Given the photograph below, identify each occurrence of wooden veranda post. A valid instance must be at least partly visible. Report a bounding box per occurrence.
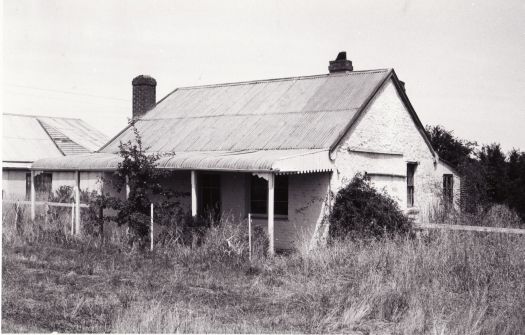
[191,170,197,217]
[248,213,252,262]
[74,171,81,235]
[30,170,36,220]
[268,173,275,256]
[150,203,154,252]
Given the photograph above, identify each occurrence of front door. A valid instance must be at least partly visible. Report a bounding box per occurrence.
[199,173,221,219]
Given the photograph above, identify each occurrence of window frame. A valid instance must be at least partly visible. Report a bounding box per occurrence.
[406,163,417,208]
[249,174,288,218]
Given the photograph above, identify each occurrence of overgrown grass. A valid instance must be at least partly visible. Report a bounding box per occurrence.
[2,208,525,334]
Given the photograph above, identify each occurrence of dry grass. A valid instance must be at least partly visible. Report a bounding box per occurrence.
[2,207,525,334]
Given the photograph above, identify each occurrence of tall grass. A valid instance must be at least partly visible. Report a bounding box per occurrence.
[3,207,525,334]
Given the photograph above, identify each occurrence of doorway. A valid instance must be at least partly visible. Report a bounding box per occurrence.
[199,173,221,219]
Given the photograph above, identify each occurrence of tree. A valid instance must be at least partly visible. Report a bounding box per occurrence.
[329,174,410,240]
[426,124,525,222]
[478,143,508,204]
[425,125,476,168]
[109,123,176,245]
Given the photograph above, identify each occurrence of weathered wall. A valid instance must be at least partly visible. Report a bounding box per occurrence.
[52,172,76,191]
[220,172,247,220]
[152,171,192,210]
[250,172,330,250]
[2,169,27,199]
[333,79,461,221]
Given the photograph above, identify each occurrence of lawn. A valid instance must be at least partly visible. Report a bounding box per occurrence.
[2,214,525,334]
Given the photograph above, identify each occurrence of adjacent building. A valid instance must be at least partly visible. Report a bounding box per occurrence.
[2,114,108,200]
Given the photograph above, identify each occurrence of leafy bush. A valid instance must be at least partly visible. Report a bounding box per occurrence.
[329,174,410,240]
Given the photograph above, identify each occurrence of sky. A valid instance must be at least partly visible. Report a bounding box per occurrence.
[2,0,525,151]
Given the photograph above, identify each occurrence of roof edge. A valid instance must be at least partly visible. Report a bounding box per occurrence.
[328,69,438,159]
[3,113,83,121]
[389,70,437,158]
[438,157,462,176]
[329,69,394,153]
[36,119,66,156]
[174,68,390,91]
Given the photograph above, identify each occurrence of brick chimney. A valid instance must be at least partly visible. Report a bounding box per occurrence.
[328,51,353,73]
[132,75,157,119]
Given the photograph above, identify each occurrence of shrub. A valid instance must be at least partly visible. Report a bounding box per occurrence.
[329,174,410,240]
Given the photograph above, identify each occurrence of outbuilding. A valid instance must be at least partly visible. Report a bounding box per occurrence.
[2,113,108,200]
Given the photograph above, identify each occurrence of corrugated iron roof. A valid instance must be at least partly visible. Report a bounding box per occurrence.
[31,149,333,173]
[100,70,391,153]
[2,114,108,165]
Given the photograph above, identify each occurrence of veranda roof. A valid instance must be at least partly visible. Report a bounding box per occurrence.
[31,149,333,173]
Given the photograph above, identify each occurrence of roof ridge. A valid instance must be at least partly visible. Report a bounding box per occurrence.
[3,113,83,121]
[142,108,360,121]
[175,68,391,90]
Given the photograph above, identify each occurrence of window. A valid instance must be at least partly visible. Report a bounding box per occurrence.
[443,174,454,206]
[406,163,417,207]
[26,172,53,200]
[250,175,288,216]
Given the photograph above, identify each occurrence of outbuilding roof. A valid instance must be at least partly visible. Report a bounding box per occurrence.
[2,114,108,168]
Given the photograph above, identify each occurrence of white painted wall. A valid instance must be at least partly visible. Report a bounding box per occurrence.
[52,172,76,192]
[248,172,330,250]
[2,169,28,200]
[332,79,461,221]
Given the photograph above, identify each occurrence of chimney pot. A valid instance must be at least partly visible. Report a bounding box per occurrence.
[132,75,157,119]
[399,80,406,92]
[329,51,353,73]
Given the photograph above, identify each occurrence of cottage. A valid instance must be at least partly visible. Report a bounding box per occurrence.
[2,114,108,200]
[31,52,460,253]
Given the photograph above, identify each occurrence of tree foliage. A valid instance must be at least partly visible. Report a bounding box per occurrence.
[426,124,525,222]
[329,174,410,240]
[106,124,180,242]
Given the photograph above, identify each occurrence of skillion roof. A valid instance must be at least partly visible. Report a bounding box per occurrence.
[32,68,433,173]
[3,114,108,169]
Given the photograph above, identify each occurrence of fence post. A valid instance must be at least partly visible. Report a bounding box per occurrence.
[15,201,19,231]
[150,203,154,252]
[74,171,81,236]
[30,171,36,220]
[248,213,252,262]
[44,202,48,225]
[71,201,75,235]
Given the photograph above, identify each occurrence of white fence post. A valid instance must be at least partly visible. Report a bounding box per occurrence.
[71,201,75,235]
[75,171,81,236]
[248,213,252,262]
[191,171,197,217]
[30,171,36,220]
[268,174,275,256]
[150,203,154,252]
